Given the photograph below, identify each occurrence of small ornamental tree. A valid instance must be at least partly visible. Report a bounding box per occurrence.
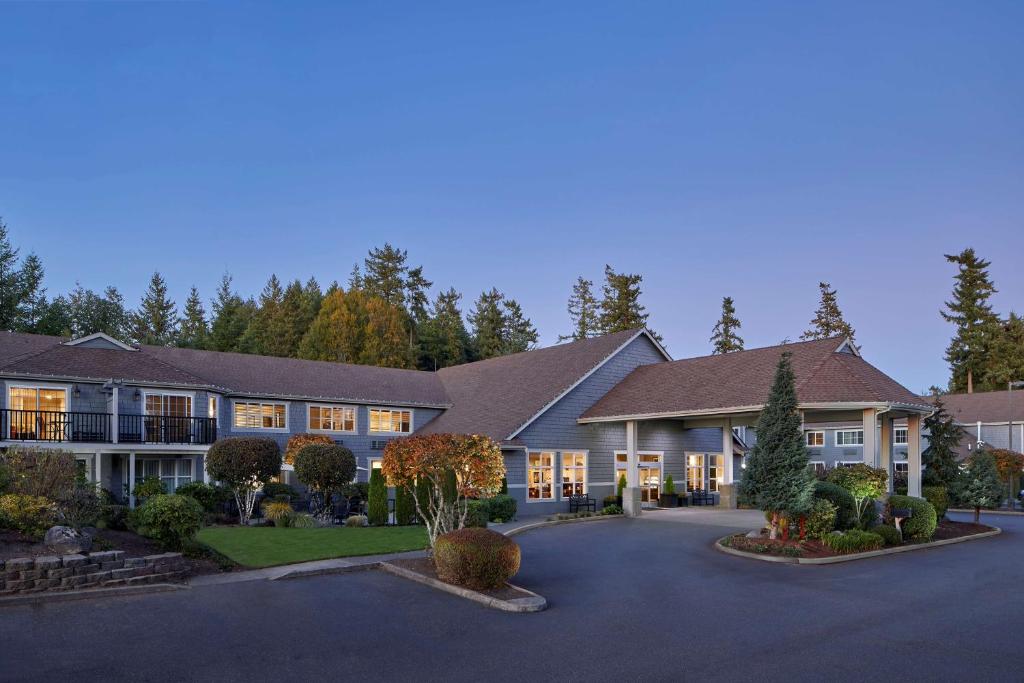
[293,443,356,521]
[205,437,282,525]
[826,464,888,529]
[381,433,504,548]
[957,450,1003,522]
[368,468,388,526]
[740,352,815,539]
[284,433,334,466]
[922,397,962,487]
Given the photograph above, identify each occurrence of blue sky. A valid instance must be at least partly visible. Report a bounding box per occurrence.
[1,1,1021,392]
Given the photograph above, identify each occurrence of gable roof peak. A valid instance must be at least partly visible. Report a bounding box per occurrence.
[63,332,137,351]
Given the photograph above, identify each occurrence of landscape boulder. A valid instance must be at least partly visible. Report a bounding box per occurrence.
[44,525,92,554]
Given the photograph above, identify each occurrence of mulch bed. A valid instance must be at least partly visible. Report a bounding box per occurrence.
[388,557,534,601]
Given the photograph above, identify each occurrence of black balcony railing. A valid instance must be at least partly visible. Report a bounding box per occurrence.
[2,409,112,443]
[118,414,218,445]
[1,409,217,445]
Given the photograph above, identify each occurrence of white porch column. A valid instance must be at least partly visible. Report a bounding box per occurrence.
[128,451,137,509]
[722,417,734,484]
[907,414,922,497]
[879,415,893,493]
[111,386,119,444]
[623,420,642,517]
[862,408,878,467]
[94,450,102,489]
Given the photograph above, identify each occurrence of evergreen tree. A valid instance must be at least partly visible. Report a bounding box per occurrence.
[983,312,1024,391]
[0,218,22,330]
[131,272,178,345]
[361,297,413,368]
[15,253,47,333]
[178,286,209,349]
[598,265,658,339]
[740,352,815,538]
[559,276,598,342]
[208,274,256,352]
[239,274,290,356]
[419,288,472,370]
[469,288,506,360]
[405,266,432,324]
[35,295,73,336]
[710,296,744,354]
[275,278,320,358]
[67,285,131,339]
[362,243,408,307]
[922,396,963,487]
[347,264,363,291]
[502,298,538,354]
[942,248,1000,393]
[956,450,1003,522]
[801,281,856,342]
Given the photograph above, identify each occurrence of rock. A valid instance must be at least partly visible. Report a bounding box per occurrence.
[44,526,92,554]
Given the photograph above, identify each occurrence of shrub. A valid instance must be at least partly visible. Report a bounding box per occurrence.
[132,476,167,500]
[955,450,1003,522]
[368,469,388,526]
[133,494,204,550]
[99,503,129,530]
[826,464,888,527]
[500,477,508,495]
[261,482,298,501]
[822,529,884,554]
[264,500,295,527]
[0,493,58,539]
[0,459,10,494]
[813,481,857,530]
[603,495,618,507]
[617,474,627,497]
[664,475,675,495]
[176,482,231,512]
[394,482,417,525]
[464,499,489,528]
[485,494,516,523]
[805,498,837,540]
[1,446,77,501]
[294,443,357,521]
[345,514,368,527]
[885,495,937,541]
[921,485,949,520]
[346,481,371,500]
[284,433,334,465]
[60,483,103,529]
[433,528,521,590]
[290,513,316,528]
[600,504,623,515]
[871,524,902,546]
[206,437,283,525]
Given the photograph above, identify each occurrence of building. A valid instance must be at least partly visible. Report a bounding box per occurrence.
[0,328,932,515]
[928,390,1024,459]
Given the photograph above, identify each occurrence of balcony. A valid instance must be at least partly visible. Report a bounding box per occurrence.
[1,409,217,445]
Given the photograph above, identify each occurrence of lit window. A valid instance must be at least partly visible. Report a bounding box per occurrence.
[708,454,723,492]
[528,451,554,500]
[233,401,287,429]
[7,386,68,440]
[369,408,412,434]
[806,431,825,447]
[687,454,705,492]
[309,405,357,432]
[893,427,908,445]
[561,451,587,497]
[835,430,864,446]
[146,393,191,417]
[208,396,218,419]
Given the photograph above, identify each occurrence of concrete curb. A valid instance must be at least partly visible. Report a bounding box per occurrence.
[715,525,1002,565]
[503,514,624,538]
[379,562,547,612]
[271,562,380,581]
[949,508,1024,516]
[0,582,187,607]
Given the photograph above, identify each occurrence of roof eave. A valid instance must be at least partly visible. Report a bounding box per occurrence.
[579,399,934,424]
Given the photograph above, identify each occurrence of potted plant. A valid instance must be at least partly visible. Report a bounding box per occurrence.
[659,475,679,508]
[616,474,626,507]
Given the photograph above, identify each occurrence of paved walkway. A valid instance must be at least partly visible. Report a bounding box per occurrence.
[190,549,428,586]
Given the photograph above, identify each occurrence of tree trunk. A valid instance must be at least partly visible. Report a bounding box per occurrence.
[974,506,981,523]
[768,511,779,540]
[967,368,973,394]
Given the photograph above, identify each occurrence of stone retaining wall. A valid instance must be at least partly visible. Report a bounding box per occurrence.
[0,551,188,596]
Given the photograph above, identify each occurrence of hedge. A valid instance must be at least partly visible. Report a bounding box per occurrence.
[484,494,517,523]
[368,469,388,526]
[870,524,902,546]
[0,494,58,539]
[132,494,204,550]
[822,529,884,554]
[921,486,949,520]
[433,528,521,590]
[813,481,857,529]
[885,495,937,541]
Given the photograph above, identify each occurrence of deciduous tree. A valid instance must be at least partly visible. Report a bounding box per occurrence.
[204,437,283,525]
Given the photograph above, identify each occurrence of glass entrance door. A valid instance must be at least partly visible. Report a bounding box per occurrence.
[638,465,661,502]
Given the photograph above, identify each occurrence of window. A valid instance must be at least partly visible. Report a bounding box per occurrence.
[805,431,825,447]
[893,427,908,445]
[208,396,218,419]
[708,454,724,492]
[309,405,356,433]
[835,429,864,446]
[838,461,861,468]
[561,451,587,497]
[732,425,747,442]
[893,461,909,475]
[687,454,705,492]
[808,461,827,477]
[233,401,287,429]
[7,386,68,440]
[369,408,412,434]
[9,386,67,412]
[145,393,192,417]
[135,458,192,493]
[528,451,554,500]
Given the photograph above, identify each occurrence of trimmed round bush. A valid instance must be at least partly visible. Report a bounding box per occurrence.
[871,524,902,546]
[921,486,949,520]
[813,481,857,530]
[806,498,838,540]
[133,494,204,550]
[885,495,937,541]
[485,494,517,523]
[293,444,357,498]
[206,437,283,486]
[0,493,58,539]
[822,529,884,554]
[434,528,521,590]
[261,482,298,501]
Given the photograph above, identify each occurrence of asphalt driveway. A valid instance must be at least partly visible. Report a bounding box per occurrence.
[1,510,1019,682]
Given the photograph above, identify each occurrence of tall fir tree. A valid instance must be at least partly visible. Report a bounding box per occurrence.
[131,272,178,345]
[942,248,1000,394]
[502,299,538,354]
[208,274,256,352]
[362,243,408,307]
[347,264,363,291]
[469,288,507,360]
[598,265,658,339]
[36,295,72,336]
[361,297,414,368]
[984,313,1024,390]
[178,286,209,349]
[710,296,744,354]
[418,288,472,370]
[559,276,598,342]
[239,274,290,356]
[298,288,366,363]
[0,218,22,330]
[274,278,321,357]
[801,281,856,342]
[922,395,962,487]
[740,352,815,538]
[67,285,131,339]
[15,253,47,333]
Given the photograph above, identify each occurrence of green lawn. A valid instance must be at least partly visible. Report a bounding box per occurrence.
[196,526,429,568]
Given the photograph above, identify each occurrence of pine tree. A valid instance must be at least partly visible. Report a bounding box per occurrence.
[922,396,963,487]
[67,285,131,339]
[361,297,413,368]
[419,288,472,370]
[942,248,1000,393]
[801,281,856,342]
[956,450,1003,522]
[469,288,506,360]
[15,253,47,333]
[347,264,363,291]
[405,266,432,324]
[209,274,256,352]
[710,296,744,354]
[35,295,73,336]
[740,352,815,538]
[178,286,209,349]
[502,299,538,354]
[131,272,178,345]
[239,274,290,356]
[559,276,598,342]
[298,288,367,363]
[982,312,1024,392]
[0,218,22,330]
[276,278,320,358]
[598,265,658,339]
[362,243,408,307]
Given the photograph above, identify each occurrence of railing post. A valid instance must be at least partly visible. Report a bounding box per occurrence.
[111,387,119,444]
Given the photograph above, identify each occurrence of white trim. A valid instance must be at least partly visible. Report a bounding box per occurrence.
[232,400,289,432]
[559,449,589,497]
[893,426,909,445]
[526,449,556,502]
[805,430,825,447]
[306,402,358,434]
[834,338,861,357]
[141,389,197,417]
[63,332,136,351]
[835,429,864,447]
[508,330,671,439]
[367,406,414,435]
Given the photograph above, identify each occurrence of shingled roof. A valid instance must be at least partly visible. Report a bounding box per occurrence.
[417,329,664,442]
[581,336,929,421]
[928,391,1024,425]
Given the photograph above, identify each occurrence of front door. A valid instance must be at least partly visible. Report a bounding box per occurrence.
[639,465,661,503]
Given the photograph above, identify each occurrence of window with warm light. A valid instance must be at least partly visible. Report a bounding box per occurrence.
[369,408,412,434]
[208,396,218,419]
[145,393,192,417]
[561,451,586,497]
[835,429,864,446]
[708,454,724,492]
[805,431,825,447]
[309,405,357,432]
[233,401,287,429]
[528,451,554,500]
[687,454,705,491]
